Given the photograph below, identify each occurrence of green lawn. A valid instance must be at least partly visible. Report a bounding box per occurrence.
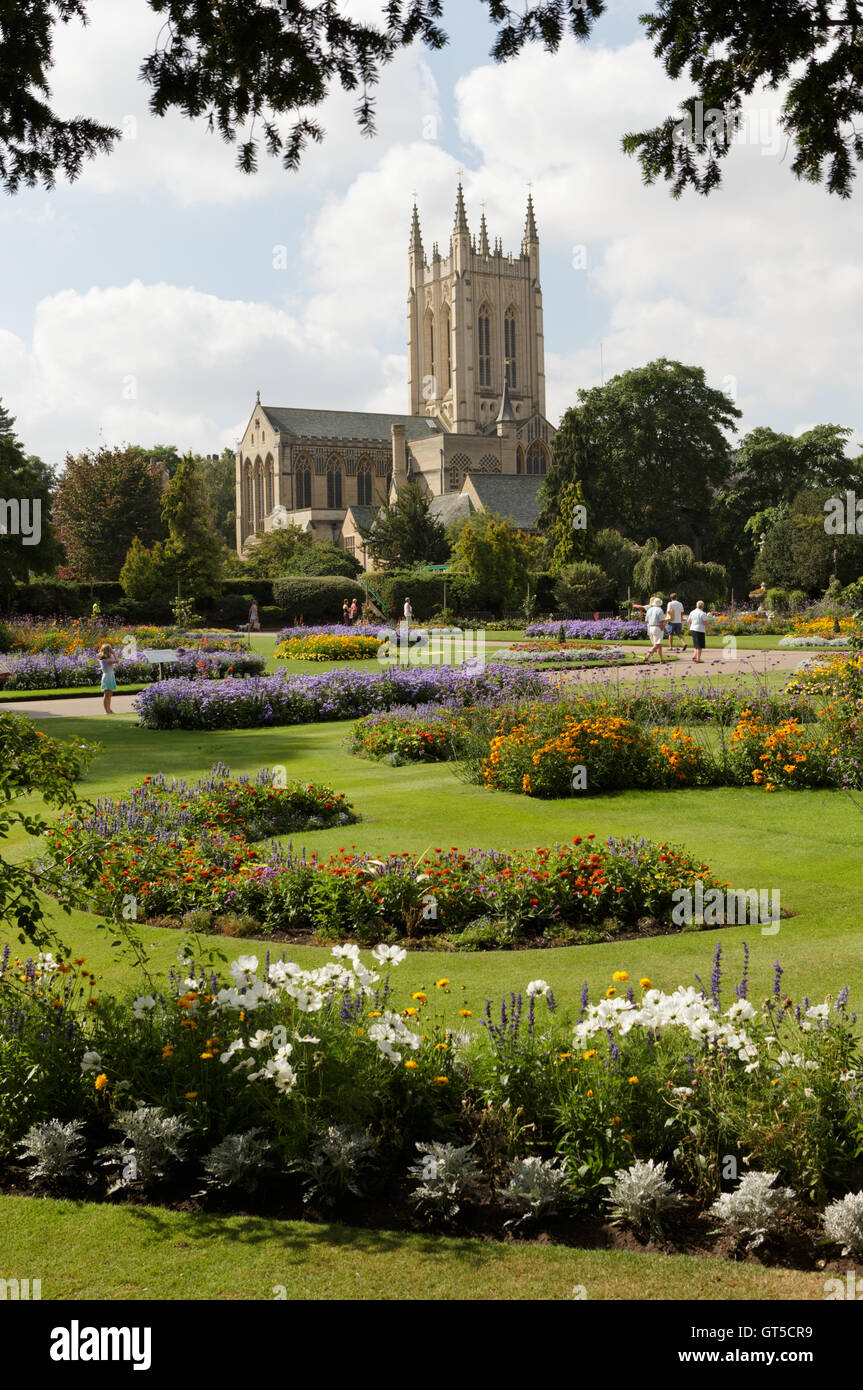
[0,1194,826,1300]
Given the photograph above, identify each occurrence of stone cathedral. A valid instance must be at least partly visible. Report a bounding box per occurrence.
[235,185,556,568]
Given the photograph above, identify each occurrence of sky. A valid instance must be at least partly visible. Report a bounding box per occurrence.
[1,0,862,470]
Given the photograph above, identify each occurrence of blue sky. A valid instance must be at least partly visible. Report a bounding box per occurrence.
[1,0,861,468]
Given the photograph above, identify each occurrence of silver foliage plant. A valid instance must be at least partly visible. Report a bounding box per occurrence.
[500,1156,569,1224]
[408,1141,482,1220]
[709,1171,795,1248]
[822,1191,863,1256]
[99,1106,192,1191]
[17,1119,86,1183]
[297,1124,378,1205]
[605,1158,677,1235]
[202,1130,271,1192]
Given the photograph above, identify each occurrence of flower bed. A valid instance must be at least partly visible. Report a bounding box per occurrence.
[1,648,265,691]
[276,624,388,642]
[348,704,469,763]
[274,634,382,662]
[501,642,632,668]
[2,944,861,1257]
[525,619,646,641]
[42,831,725,948]
[132,664,548,731]
[0,616,247,657]
[49,764,356,859]
[460,698,852,796]
[785,652,862,700]
[778,636,850,648]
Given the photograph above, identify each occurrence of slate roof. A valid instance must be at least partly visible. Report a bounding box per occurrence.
[428,493,474,528]
[343,504,375,530]
[463,474,542,529]
[261,407,444,443]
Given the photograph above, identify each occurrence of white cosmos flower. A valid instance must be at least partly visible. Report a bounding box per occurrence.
[526,979,551,997]
[371,944,407,965]
[331,944,360,960]
[220,1038,245,1064]
[80,1051,102,1073]
[230,955,259,979]
[287,985,324,1013]
[249,1029,274,1049]
[36,952,58,974]
[132,994,156,1019]
[805,1003,830,1020]
[726,999,757,1023]
[268,960,302,985]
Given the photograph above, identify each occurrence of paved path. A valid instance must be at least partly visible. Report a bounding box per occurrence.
[1,647,818,718]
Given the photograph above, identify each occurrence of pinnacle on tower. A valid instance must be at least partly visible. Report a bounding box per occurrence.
[479,208,490,256]
[523,191,538,248]
[410,202,424,255]
[453,181,469,235]
[496,379,516,424]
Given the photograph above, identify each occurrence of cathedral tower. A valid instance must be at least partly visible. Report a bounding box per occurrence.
[407,185,547,435]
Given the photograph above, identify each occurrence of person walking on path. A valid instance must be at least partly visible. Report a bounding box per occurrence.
[403,597,413,631]
[665,593,685,651]
[248,600,261,632]
[342,600,350,626]
[349,598,358,624]
[687,600,709,663]
[641,596,667,664]
[97,642,118,714]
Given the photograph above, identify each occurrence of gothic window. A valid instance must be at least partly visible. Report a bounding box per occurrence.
[265,456,274,513]
[357,457,373,506]
[504,307,517,389]
[443,303,452,390]
[477,454,501,473]
[525,440,548,476]
[516,446,524,475]
[448,452,470,492]
[244,462,253,522]
[425,309,435,390]
[295,455,312,509]
[326,454,343,509]
[254,460,264,521]
[478,304,491,387]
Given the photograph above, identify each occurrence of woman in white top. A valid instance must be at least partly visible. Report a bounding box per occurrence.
[687,600,709,663]
[641,597,667,664]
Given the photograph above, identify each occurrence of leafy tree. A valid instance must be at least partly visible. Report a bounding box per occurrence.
[539,359,740,554]
[592,529,641,602]
[52,446,167,580]
[6,3,863,195]
[197,449,237,547]
[711,424,860,591]
[286,540,361,578]
[0,711,98,950]
[360,481,448,570]
[243,524,309,578]
[0,401,62,595]
[160,454,224,598]
[450,512,538,610]
[756,487,863,594]
[553,561,612,616]
[118,534,174,603]
[133,443,183,479]
[547,478,590,573]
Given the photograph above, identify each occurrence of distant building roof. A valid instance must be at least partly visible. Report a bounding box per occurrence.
[429,493,475,528]
[343,504,376,530]
[261,406,444,443]
[462,474,542,529]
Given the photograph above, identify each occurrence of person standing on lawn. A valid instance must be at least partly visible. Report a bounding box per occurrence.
[349,598,358,624]
[403,597,413,630]
[666,592,685,650]
[687,600,709,663]
[97,642,117,714]
[642,596,667,664]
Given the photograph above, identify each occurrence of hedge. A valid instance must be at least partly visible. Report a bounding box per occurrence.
[272,576,367,621]
[8,580,125,618]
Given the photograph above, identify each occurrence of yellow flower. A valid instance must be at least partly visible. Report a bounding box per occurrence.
[435,978,450,989]
[605,987,617,998]
[586,1089,594,1098]
[404,1060,418,1070]
[612,971,629,982]
[368,1010,382,1018]
[459,1009,473,1018]
[628,1075,639,1085]
[639,978,652,989]
[94,1073,108,1091]
[162,1045,174,1059]
[185,1091,198,1100]
[411,991,427,1003]
[403,1007,418,1017]
[432,1076,449,1085]
[610,1116,621,1125]
[200,1051,214,1060]
[583,1049,597,1060]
